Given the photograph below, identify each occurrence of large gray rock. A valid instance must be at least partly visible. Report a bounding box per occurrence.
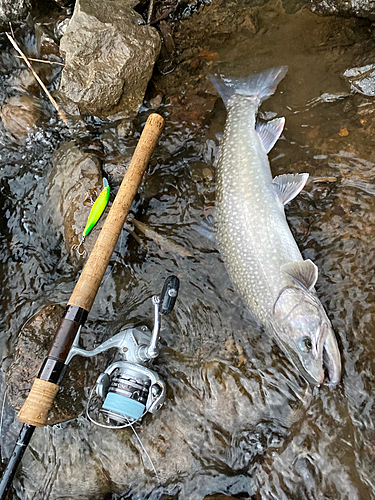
[310,0,375,19]
[58,0,161,119]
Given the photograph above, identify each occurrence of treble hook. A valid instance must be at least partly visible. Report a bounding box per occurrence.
[71,235,87,258]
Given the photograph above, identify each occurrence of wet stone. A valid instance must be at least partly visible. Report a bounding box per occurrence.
[103,152,133,187]
[6,69,38,93]
[49,141,107,264]
[0,94,41,138]
[35,22,60,58]
[58,0,161,119]
[343,64,375,96]
[0,0,29,23]
[310,0,375,19]
[5,305,88,425]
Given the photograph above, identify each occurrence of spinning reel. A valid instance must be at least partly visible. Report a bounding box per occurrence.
[66,276,180,428]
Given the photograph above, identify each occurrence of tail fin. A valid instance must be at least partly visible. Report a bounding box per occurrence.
[210,66,288,108]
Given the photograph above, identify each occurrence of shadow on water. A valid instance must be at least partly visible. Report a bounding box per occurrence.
[1,0,375,498]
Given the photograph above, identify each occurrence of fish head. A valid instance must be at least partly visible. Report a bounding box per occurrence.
[271,286,341,386]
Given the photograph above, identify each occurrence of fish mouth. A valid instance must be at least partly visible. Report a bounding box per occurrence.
[274,335,325,386]
[287,340,341,386]
[322,331,342,385]
[269,321,341,386]
[300,358,325,386]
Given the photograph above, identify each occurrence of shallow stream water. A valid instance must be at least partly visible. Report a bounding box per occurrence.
[1,1,375,499]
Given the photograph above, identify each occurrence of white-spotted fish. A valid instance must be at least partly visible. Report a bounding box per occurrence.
[210,66,341,385]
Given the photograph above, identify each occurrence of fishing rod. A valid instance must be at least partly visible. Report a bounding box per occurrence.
[0,112,166,499]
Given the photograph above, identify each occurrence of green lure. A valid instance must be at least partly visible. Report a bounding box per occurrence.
[72,178,110,257]
[83,178,110,237]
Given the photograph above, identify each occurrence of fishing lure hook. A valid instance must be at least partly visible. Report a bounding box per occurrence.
[71,235,87,258]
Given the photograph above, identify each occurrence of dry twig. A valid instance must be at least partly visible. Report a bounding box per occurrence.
[15,55,65,66]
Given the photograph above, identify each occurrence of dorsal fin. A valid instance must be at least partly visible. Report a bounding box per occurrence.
[272,173,309,205]
[256,117,285,153]
[281,259,318,290]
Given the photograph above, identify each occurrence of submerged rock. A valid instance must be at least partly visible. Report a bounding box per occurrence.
[5,305,91,425]
[1,94,41,138]
[310,0,375,19]
[13,356,297,499]
[58,0,161,119]
[49,141,107,262]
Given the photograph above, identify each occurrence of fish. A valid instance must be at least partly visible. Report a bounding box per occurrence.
[210,66,341,386]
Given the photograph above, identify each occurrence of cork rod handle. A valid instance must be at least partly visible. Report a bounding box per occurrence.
[69,112,164,312]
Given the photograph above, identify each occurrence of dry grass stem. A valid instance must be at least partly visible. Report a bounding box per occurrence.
[15,55,65,66]
[9,22,15,39]
[6,32,72,134]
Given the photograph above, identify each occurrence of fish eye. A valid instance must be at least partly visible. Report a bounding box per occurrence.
[298,336,313,353]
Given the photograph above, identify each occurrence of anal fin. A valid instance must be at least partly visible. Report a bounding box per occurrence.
[273,173,309,205]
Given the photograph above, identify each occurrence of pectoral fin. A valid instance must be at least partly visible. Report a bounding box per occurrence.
[281,259,318,290]
[256,117,285,153]
[273,173,309,205]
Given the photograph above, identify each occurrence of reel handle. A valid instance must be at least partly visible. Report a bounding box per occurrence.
[160,276,180,316]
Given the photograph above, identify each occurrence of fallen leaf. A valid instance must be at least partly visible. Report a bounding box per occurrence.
[198,49,219,60]
[339,127,349,137]
[308,126,320,139]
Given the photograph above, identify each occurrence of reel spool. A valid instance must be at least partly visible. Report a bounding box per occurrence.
[101,365,151,422]
[66,276,179,427]
[94,359,165,426]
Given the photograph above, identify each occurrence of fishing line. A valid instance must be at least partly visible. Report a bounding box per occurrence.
[85,385,159,481]
[130,422,159,482]
[0,390,6,443]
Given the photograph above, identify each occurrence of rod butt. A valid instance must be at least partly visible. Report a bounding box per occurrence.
[0,424,35,500]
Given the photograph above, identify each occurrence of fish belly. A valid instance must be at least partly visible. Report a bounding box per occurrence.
[216,101,302,325]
